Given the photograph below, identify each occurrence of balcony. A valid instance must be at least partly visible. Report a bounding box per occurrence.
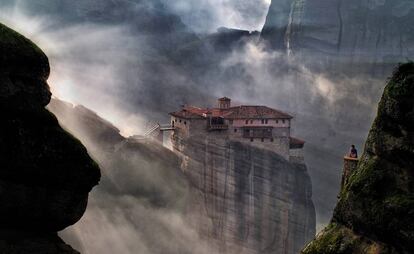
[209,124,229,130]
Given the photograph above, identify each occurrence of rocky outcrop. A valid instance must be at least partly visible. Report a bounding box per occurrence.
[0,23,100,253]
[302,62,414,254]
[261,0,414,64]
[172,133,316,254]
[261,0,298,51]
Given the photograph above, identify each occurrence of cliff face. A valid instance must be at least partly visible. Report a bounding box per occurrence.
[0,23,100,252]
[48,99,198,254]
[261,0,414,64]
[302,62,414,254]
[172,132,316,254]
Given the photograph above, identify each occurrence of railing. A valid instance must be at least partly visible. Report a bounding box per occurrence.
[209,124,229,130]
[344,156,359,161]
[144,124,160,137]
[159,124,175,131]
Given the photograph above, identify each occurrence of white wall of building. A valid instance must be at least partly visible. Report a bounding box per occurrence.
[231,119,290,128]
[171,116,296,160]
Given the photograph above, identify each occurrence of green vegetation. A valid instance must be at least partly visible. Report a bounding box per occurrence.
[302,63,414,254]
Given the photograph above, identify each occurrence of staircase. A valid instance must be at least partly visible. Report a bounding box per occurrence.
[143,123,175,143]
[144,123,161,137]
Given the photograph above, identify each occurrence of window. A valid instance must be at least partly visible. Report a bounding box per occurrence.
[265,119,268,124]
[250,138,254,142]
[271,138,274,142]
[245,120,249,124]
[179,119,182,123]
[282,120,285,124]
[250,120,253,124]
[261,138,264,142]
[276,120,279,124]
[261,119,265,124]
[234,129,237,133]
[184,121,187,125]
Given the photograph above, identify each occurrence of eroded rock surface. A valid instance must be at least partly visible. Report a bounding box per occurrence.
[172,133,316,254]
[262,0,414,64]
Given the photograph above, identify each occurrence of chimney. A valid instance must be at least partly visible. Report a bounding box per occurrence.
[218,97,231,109]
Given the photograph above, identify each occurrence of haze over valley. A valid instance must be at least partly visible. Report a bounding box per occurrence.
[1,1,413,253]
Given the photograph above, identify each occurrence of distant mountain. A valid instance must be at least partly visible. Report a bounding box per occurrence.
[261,0,414,70]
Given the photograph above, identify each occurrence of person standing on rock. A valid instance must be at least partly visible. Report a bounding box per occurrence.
[349,145,358,158]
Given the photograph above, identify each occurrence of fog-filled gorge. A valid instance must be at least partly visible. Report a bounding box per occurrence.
[1,0,413,253]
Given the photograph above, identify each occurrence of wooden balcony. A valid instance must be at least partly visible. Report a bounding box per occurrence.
[209,124,229,130]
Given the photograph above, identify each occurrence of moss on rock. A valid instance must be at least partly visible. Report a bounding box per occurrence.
[302,63,414,254]
[302,223,399,254]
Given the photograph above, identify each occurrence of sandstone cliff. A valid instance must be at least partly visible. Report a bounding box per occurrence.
[172,132,316,254]
[302,62,414,254]
[0,23,100,253]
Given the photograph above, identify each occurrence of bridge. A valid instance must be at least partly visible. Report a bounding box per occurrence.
[143,123,175,142]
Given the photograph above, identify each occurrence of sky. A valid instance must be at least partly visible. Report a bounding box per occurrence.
[0,0,273,135]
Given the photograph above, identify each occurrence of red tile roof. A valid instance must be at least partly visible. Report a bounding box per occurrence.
[222,106,293,119]
[290,137,305,149]
[170,106,207,119]
[170,105,293,120]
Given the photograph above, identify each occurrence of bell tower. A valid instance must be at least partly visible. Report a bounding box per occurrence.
[218,97,231,109]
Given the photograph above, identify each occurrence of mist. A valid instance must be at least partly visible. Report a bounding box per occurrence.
[164,0,271,33]
[47,99,214,254]
[0,0,394,249]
